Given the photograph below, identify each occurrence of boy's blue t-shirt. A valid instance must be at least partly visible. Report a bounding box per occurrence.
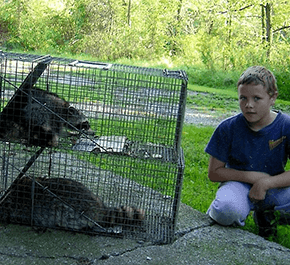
[205,112,290,176]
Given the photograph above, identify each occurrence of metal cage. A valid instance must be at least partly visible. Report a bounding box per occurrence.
[0,52,187,244]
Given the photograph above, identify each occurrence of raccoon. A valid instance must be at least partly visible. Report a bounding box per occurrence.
[0,87,94,147]
[0,176,145,232]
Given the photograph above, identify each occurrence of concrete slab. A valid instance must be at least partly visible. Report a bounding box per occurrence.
[0,203,289,265]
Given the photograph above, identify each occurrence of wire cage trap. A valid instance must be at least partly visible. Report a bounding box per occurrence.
[0,51,187,244]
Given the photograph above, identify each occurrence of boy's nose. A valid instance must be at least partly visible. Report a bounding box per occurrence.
[246,101,253,108]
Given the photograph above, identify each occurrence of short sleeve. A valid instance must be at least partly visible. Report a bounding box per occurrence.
[204,122,232,163]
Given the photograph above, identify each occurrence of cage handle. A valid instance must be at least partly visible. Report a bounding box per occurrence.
[69,60,112,70]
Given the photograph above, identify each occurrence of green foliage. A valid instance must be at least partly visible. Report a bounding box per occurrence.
[180,66,240,89]
[0,0,77,53]
[273,68,290,101]
[182,65,290,101]
[1,0,290,79]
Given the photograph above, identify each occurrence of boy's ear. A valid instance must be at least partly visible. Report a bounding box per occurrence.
[271,92,278,105]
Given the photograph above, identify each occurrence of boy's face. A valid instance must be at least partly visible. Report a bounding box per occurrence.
[238,83,277,131]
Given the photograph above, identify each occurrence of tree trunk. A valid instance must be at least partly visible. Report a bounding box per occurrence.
[265,3,271,44]
[261,3,272,57]
[265,3,272,57]
[127,0,131,27]
[261,4,265,43]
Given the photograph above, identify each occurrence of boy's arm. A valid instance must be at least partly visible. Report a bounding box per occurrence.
[208,156,269,184]
[249,171,290,201]
[253,171,290,190]
[209,156,290,201]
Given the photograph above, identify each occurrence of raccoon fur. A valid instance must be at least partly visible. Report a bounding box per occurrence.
[0,176,145,232]
[0,87,94,147]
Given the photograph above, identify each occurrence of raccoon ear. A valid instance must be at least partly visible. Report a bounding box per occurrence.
[68,106,77,115]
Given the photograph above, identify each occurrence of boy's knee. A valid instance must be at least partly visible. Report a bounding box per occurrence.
[207,181,252,226]
[207,198,246,226]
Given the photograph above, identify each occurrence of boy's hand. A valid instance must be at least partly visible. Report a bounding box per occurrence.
[248,177,271,202]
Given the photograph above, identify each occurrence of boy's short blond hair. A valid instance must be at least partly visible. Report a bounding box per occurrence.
[237,66,278,96]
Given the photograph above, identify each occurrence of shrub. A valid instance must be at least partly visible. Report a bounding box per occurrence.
[273,70,290,101]
[182,65,290,101]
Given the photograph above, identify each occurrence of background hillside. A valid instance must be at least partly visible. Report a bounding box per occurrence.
[0,0,290,98]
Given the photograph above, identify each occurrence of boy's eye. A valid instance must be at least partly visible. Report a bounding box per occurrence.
[254,97,261,101]
[239,96,246,100]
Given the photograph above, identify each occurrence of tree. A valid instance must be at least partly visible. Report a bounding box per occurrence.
[1,0,290,71]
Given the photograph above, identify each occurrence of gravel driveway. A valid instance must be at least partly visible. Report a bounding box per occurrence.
[184,107,238,126]
[184,90,239,126]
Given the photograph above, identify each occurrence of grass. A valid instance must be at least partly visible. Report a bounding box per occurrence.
[182,84,290,249]
[181,125,219,212]
[187,84,290,114]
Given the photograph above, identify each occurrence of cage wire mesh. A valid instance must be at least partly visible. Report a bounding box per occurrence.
[0,51,187,243]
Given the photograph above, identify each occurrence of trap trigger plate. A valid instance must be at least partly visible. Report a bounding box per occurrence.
[72,136,127,153]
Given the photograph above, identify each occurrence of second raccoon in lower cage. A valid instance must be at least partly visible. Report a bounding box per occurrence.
[0,176,145,232]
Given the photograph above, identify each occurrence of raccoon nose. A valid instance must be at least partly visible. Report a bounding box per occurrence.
[80,121,90,130]
[85,128,95,135]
